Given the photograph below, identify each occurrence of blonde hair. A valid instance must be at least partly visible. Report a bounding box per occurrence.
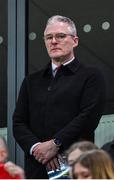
[72,149,114,179]
[66,141,98,157]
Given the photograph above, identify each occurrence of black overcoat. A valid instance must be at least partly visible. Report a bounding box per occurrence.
[13,58,105,178]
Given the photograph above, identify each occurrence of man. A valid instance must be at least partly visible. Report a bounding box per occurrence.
[13,15,105,179]
[0,136,25,179]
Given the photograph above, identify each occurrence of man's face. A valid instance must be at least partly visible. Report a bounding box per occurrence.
[44,22,78,62]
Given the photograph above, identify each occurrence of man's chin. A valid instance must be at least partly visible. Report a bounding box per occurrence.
[53,58,65,63]
[50,55,63,62]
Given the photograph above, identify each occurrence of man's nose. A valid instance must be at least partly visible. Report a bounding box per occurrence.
[51,36,57,43]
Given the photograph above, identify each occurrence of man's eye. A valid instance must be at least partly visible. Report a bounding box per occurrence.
[57,34,66,39]
[47,36,53,40]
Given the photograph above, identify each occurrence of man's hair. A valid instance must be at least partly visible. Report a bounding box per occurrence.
[45,15,77,36]
[66,141,98,157]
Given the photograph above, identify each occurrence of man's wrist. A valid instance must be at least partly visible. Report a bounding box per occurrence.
[30,142,41,155]
[52,138,62,148]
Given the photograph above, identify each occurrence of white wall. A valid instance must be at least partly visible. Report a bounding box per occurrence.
[95,114,114,147]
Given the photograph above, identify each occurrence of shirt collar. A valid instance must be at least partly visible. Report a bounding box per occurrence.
[42,57,80,77]
[51,57,75,71]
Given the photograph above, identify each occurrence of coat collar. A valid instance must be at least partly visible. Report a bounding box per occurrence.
[42,58,81,77]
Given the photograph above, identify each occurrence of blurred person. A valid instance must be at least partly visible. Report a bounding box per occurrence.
[0,136,25,179]
[66,141,98,177]
[0,136,8,163]
[102,139,114,162]
[72,149,114,179]
[13,15,105,178]
[66,141,98,166]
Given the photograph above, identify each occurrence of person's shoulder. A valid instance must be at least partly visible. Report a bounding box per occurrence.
[84,64,102,73]
[20,68,46,87]
[79,63,104,77]
[101,140,114,162]
[102,140,114,151]
[25,65,48,81]
[27,69,44,79]
[79,64,105,87]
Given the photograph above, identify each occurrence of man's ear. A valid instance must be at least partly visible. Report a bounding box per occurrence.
[73,36,79,48]
[0,150,8,163]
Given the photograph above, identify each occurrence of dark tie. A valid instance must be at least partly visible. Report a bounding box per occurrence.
[56,66,61,71]
[53,66,61,77]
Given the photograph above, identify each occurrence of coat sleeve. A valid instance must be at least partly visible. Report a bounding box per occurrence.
[13,78,39,155]
[53,68,106,151]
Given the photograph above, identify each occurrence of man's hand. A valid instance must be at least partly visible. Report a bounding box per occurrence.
[46,154,64,171]
[33,139,59,164]
[46,157,60,171]
[4,161,25,179]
